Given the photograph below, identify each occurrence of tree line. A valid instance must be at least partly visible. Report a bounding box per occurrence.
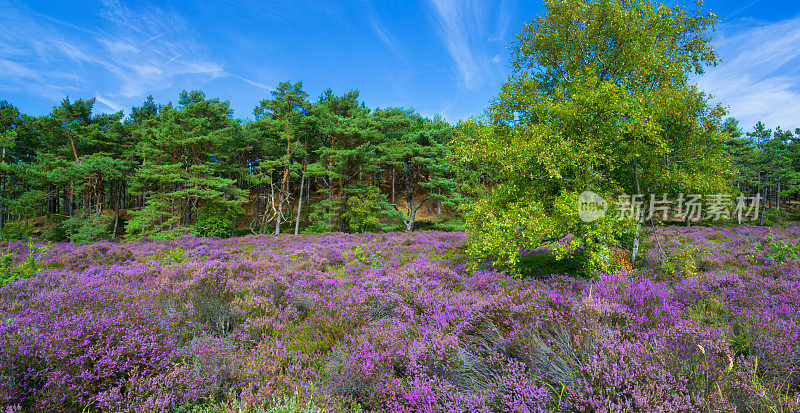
[0,83,467,243]
[725,118,800,222]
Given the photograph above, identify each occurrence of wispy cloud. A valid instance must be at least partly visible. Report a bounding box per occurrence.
[489,0,510,42]
[697,17,800,130]
[0,0,267,114]
[724,0,764,21]
[366,8,402,56]
[218,0,347,26]
[426,0,509,89]
[95,95,123,113]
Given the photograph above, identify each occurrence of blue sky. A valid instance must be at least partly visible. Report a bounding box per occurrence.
[1,0,800,132]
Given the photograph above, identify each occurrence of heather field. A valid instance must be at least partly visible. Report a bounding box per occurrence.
[1,226,799,412]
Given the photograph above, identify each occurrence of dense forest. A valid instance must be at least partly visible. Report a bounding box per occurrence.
[0,87,799,246]
[0,84,470,244]
[725,118,800,215]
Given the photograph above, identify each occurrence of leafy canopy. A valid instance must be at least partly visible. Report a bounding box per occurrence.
[454,0,733,275]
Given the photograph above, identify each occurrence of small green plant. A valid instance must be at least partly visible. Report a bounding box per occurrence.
[270,392,327,413]
[688,295,731,330]
[658,247,700,278]
[728,323,755,357]
[345,245,385,267]
[757,233,800,264]
[163,247,188,265]
[0,241,49,285]
[430,216,466,232]
[179,392,329,413]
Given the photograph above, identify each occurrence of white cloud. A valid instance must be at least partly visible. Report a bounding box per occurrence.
[426,0,509,89]
[698,17,800,131]
[0,0,267,113]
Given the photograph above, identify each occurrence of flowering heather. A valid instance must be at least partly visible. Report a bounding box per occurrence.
[0,227,799,412]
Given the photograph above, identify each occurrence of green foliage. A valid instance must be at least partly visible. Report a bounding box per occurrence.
[42,215,68,242]
[163,247,189,265]
[0,241,48,285]
[342,185,402,233]
[1,221,32,240]
[269,392,328,413]
[454,0,731,275]
[345,245,386,267]
[173,391,330,413]
[658,247,701,278]
[194,214,234,238]
[761,209,788,226]
[7,190,45,220]
[464,188,636,276]
[64,215,112,245]
[301,207,334,234]
[431,216,466,232]
[149,227,196,240]
[0,84,467,245]
[380,116,464,232]
[756,233,800,264]
[128,91,247,238]
[194,201,239,238]
[571,212,637,277]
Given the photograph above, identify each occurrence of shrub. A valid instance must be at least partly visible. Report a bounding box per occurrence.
[342,185,402,233]
[164,247,189,265]
[195,215,234,238]
[64,214,112,245]
[762,209,788,226]
[430,216,466,232]
[194,201,239,238]
[0,241,48,285]
[1,221,32,240]
[1,308,177,410]
[42,215,68,242]
[656,246,701,278]
[757,233,800,264]
[152,226,196,240]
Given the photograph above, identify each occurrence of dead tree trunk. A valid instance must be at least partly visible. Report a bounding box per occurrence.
[295,164,306,235]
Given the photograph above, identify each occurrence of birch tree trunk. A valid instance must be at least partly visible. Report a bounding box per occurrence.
[113,180,121,238]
